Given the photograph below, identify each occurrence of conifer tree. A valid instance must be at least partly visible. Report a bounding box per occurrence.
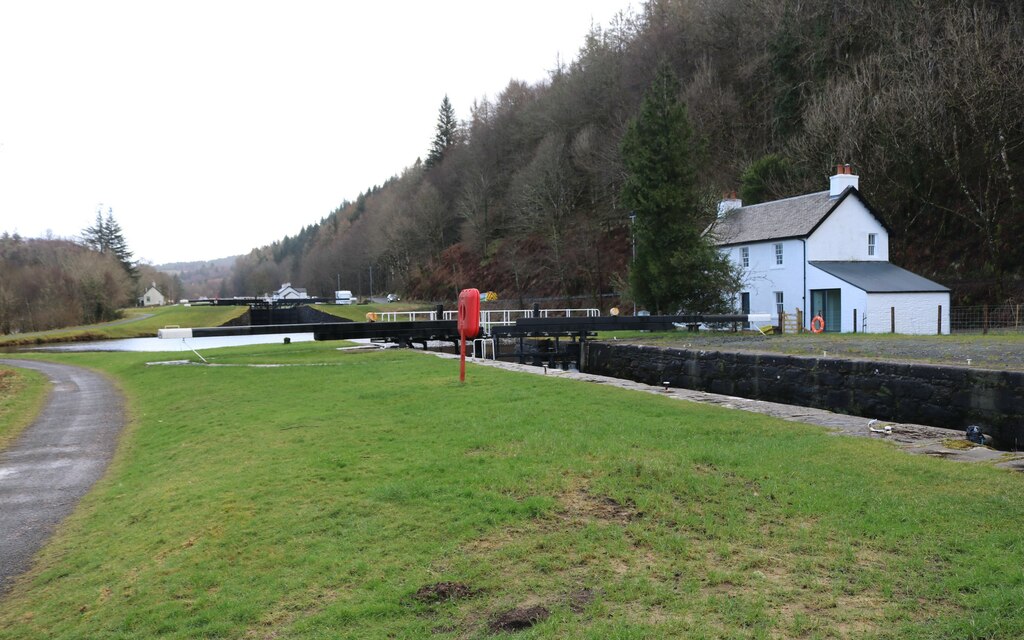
[81,206,137,278]
[620,61,737,314]
[425,95,458,168]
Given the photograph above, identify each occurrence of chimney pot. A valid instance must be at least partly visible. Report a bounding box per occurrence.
[829,161,859,197]
[717,191,743,217]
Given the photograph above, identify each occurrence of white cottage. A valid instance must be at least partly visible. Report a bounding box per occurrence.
[710,166,950,334]
[140,285,165,307]
[272,282,309,301]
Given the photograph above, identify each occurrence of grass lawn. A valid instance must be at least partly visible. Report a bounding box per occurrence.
[599,329,1024,370]
[0,365,49,448]
[1,343,1022,638]
[0,305,248,347]
[311,302,435,322]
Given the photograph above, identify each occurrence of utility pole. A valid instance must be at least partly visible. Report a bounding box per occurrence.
[629,213,637,316]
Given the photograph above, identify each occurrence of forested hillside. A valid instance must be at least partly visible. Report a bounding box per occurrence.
[1,216,183,334]
[0,234,134,333]
[227,0,1024,306]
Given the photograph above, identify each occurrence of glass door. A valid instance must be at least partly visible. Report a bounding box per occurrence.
[810,289,842,332]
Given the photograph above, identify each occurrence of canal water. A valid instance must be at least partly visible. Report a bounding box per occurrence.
[31,333,317,352]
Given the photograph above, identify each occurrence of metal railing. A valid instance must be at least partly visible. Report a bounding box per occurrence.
[441,308,600,332]
[951,305,1024,334]
[375,310,439,322]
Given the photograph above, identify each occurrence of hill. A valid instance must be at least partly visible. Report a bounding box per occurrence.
[156,255,239,299]
[223,0,1024,306]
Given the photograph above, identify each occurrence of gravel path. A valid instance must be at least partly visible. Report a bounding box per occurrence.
[0,359,126,596]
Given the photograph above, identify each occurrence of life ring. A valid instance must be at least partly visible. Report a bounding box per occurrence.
[810,314,825,334]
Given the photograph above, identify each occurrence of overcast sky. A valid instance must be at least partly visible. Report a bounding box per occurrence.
[0,0,634,265]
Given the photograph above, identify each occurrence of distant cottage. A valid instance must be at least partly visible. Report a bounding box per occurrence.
[272,282,309,301]
[140,284,165,307]
[709,166,950,334]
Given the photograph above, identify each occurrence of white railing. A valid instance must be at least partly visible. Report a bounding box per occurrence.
[538,308,601,319]
[441,308,600,332]
[375,311,439,322]
[471,338,496,360]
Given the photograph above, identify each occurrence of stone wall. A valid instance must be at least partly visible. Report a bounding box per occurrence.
[584,342,1024,449]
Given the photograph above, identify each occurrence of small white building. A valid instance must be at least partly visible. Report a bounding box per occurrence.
[710,166,950,334]
[140,285,165,307]
[272,282,309,301]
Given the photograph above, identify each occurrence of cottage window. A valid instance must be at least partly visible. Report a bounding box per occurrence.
[740,246,749,268]
[774,243,784,265]
[868,233,877,256]
[774,291,784,316]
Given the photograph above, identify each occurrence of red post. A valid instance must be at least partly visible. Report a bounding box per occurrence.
[457,289,481,383]
[459,330,467,383]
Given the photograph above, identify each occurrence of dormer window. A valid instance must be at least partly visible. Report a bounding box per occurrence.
[868,233,877,256]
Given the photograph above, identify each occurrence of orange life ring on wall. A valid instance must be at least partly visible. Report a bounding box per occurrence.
[810,314,825,334]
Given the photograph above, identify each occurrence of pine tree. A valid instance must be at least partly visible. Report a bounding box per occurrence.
[81,210,109,254]
[425,95,458,168]
[620,61,738,314]
[81,206,137,278]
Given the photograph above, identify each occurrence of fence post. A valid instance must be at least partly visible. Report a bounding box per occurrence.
[779,310,786,334]
[891,307,895,333]
[937,305,942,335]
[797,308,803,333]
[853,308,857,333]
[983,304,989,335]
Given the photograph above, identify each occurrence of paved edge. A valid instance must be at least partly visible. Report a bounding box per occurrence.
[0,359,127,597]
[435,352,1024,472]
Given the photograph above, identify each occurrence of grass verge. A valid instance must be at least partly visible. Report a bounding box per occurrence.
[1,343,1022,638]
[0,365,49,448]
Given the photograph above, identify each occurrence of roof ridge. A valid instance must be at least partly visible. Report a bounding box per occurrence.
[733,190,829,212]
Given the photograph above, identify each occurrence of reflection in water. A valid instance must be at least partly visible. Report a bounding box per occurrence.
[33,333,316,352]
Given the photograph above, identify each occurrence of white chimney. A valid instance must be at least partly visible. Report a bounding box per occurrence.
[829,163,859,198]
[717,191,742,217]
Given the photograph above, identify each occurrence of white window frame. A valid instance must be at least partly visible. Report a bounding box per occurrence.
[773,243,784,266]
[774,291,784,316]
[868,233,877,256]
[740,246,749,268]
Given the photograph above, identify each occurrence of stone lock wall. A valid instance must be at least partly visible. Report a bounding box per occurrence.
[584,343,1024,449]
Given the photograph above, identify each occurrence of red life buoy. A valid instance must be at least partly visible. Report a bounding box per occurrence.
[457,289,481,383]
[457,289,481,339]
[810,314,825,334]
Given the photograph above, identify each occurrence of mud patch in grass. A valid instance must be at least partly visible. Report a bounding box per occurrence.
[413,581,476,604]
[489,605,549,633]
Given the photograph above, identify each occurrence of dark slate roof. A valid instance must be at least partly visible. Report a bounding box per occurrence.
[708,187,891,246]
[809,261,950,293]
[709,191,834,245]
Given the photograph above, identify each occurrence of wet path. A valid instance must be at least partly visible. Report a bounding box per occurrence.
[0,359,125,595]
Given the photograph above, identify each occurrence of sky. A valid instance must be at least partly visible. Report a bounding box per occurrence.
[0,0,635,265]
